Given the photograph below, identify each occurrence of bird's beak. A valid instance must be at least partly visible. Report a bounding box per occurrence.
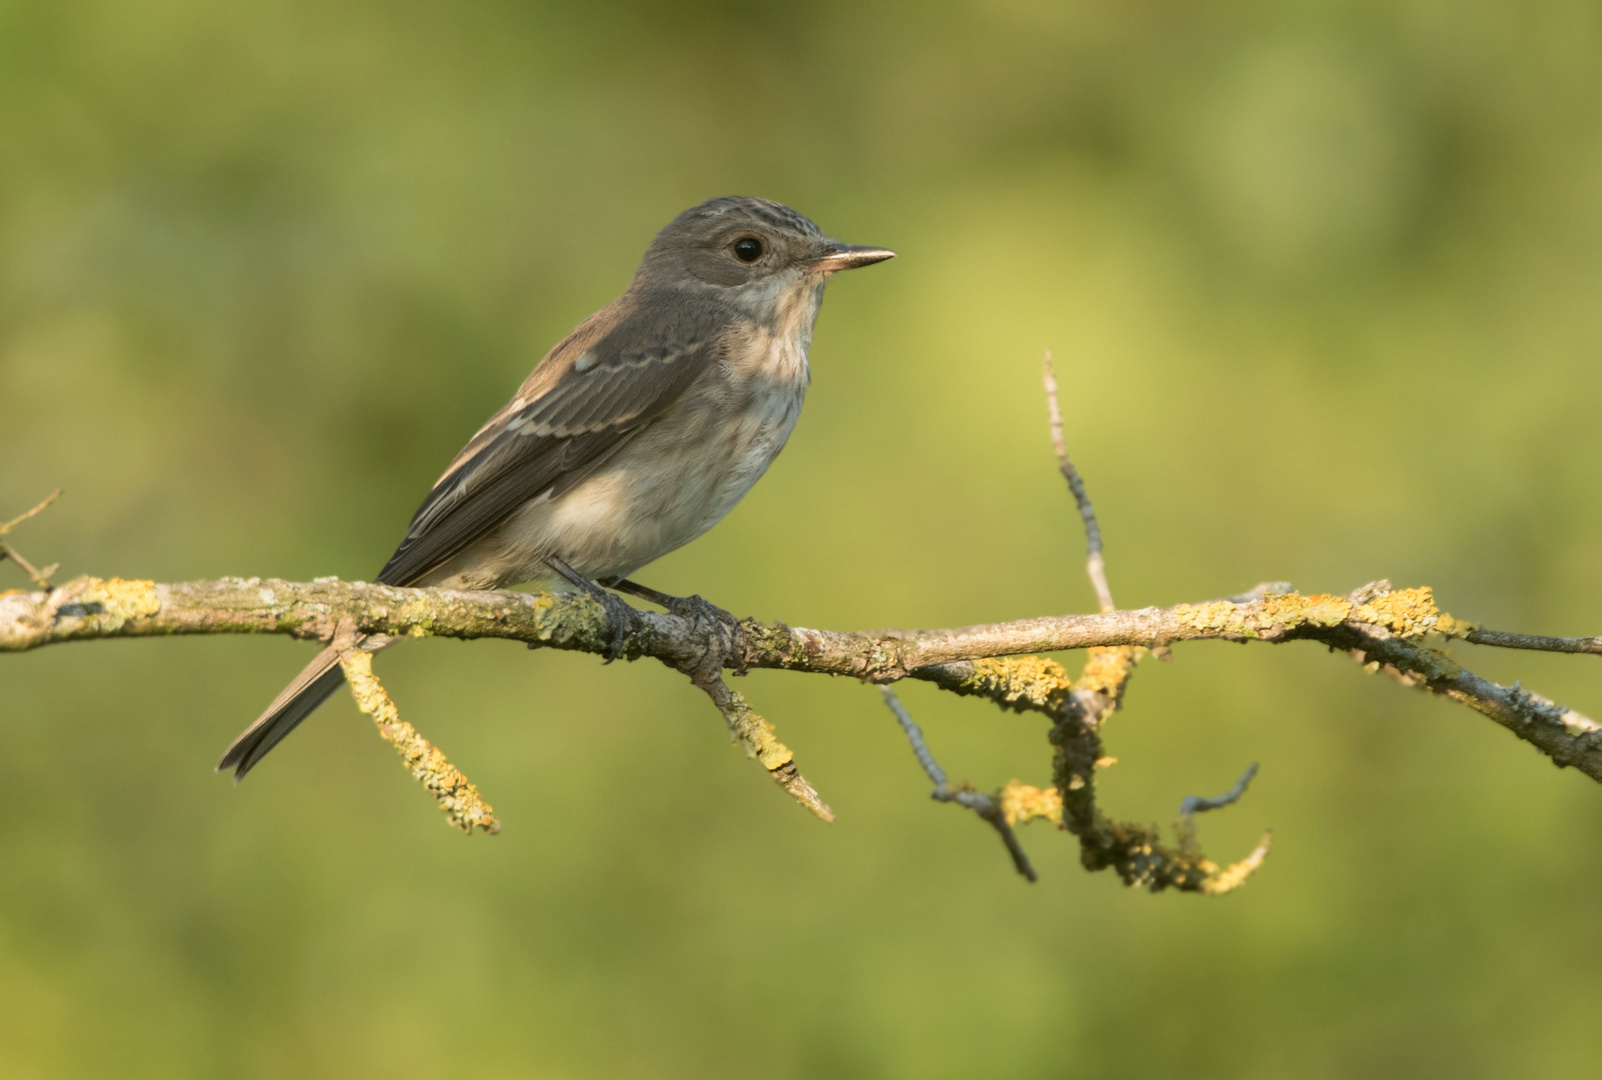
[809,243,897,273]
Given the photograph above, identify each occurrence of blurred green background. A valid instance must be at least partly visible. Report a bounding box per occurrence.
[3,1,1601,1076]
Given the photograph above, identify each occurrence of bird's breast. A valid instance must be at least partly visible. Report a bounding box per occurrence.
[701,326,810,509]
[496,323,813,583]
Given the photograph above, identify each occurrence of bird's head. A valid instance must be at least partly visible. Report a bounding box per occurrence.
[633,196,894,323]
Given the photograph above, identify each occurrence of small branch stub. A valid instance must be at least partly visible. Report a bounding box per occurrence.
[695,668,834,822]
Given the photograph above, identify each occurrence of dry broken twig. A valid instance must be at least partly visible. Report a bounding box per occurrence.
[1043,353,1112,614]
[2,362,1598,888]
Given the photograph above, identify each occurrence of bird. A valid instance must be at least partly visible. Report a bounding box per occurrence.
[218,196,895,780]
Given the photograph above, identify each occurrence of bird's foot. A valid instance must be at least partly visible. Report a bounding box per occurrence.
[546,558,637,662]
[605,578,746,676]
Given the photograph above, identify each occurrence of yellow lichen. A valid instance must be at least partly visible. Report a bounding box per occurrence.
[963,655,1073,708]
[79,577,160,621]
[723,689,795,771]
[1200,832,1273,896]
[1073,645,1141,697]
[396,597,435,632]
[1173,600,1244,633]
[1171,586,1467,642]
[1352,586,1466,639]
[1174,592,1353,637]
[529,590,609,646]
[998,781,1063,826]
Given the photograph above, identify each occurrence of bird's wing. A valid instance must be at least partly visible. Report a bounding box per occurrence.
[375,311,720,586]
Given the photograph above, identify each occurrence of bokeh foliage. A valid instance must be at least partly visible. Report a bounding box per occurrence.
[3,0,1601,1076]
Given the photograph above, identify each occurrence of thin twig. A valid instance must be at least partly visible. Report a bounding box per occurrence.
[0,489,64,590]
[0,542,58,590]
[0,489,62,535]
[880,686,1036,882]
[1043,354,1113,613]
[1465,627,1602,657]
[1179,762,1260,819]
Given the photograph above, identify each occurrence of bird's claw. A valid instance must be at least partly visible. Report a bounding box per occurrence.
[595,591,636,663]
[666,592,745,676]
[604,578,745,676]
[547,558,637,662]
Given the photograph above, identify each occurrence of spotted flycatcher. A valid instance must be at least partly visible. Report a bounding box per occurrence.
[220,196,894,778]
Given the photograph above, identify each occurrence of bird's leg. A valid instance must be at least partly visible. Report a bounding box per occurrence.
[546,558,637,663]
[602,577,746,676]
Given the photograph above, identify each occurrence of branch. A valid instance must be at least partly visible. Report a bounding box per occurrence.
[3,576,1598,781]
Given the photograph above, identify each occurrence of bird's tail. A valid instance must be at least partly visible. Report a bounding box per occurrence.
[218,638,364,781]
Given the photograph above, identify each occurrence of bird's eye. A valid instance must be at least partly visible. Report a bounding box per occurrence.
[732,237,765,263]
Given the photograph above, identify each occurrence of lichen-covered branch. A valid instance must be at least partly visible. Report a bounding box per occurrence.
[690,667,833,822]
[3,575,1599,788]
[339,649,500,834]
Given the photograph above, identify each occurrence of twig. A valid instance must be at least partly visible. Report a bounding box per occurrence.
[0,489,62,535]
[1174,762,1269,880]
[1172,764,1271,894]
[1178,761,1259,819]
[0,489,63,590]
[5,372,1596,891]
[1043,354,1113,613]
[880,686,1036,881]
[1464,627,1602,657]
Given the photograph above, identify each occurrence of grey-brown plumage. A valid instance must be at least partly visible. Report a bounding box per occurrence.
[219,196,894,779]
